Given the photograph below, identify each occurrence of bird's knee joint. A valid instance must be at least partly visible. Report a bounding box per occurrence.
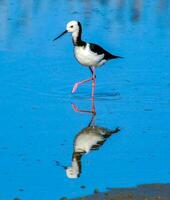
[92,75,96,80]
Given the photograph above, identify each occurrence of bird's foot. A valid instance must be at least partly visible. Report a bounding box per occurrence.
[72,83,79,93]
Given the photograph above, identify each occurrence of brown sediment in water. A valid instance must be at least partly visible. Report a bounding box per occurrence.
[70,183,170,200]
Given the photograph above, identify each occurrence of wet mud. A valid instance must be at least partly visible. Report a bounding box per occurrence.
[71,184,170,200]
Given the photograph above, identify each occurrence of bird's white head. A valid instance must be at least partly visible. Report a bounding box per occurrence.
[53,20,81,41]
[66,20,79,33]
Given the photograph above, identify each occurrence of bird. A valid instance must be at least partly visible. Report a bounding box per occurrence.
[53,20,123,99]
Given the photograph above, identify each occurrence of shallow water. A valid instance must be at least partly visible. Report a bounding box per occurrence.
[0,0,170,199]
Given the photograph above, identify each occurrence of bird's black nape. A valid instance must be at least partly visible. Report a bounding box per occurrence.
[74,21,86,47]
[77,21,82,35]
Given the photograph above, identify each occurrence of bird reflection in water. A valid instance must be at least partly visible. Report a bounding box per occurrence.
[65,100,120,179]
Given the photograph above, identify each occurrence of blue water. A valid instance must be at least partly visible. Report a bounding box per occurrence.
[0,0,170,199]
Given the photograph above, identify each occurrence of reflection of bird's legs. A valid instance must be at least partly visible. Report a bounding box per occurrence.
[72,98,96,127]
[72,104,92,114]
[89,97,96,127]
[72,97,96,115]
[91,97,96,114]
[88,111,96,127]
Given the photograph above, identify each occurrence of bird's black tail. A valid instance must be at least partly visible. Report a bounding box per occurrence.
[111,55,124,59]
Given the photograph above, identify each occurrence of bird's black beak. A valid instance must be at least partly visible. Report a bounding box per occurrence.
[53,30,68,41]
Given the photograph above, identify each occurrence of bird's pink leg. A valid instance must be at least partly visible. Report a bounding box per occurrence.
[72,77,93,94]
[91,67,96,99]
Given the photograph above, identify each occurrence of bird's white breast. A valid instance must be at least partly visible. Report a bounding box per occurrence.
[74,43,104,67]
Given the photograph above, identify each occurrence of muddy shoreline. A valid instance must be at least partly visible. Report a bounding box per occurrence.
[69,184,170,200]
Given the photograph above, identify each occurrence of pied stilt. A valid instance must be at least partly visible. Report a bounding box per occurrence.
[53,20,123,98]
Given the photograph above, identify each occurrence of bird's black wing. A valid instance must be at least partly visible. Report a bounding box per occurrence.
[89,43,123,60]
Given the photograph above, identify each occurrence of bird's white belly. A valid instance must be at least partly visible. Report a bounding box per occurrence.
[74,44,104,67]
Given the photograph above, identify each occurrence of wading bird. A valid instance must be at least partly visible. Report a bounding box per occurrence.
[53,20,122,99]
